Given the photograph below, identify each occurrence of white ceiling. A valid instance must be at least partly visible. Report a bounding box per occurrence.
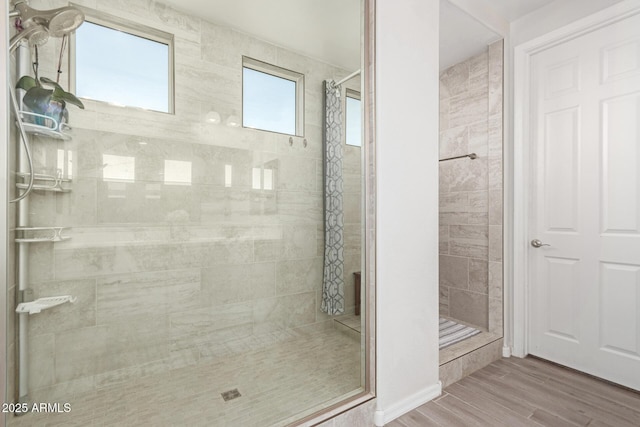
[161,0,361,71]
[489,0,557,22]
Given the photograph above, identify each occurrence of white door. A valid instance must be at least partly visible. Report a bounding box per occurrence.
[529,11,640,390]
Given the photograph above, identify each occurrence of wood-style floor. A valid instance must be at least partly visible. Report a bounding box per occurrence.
[390,356,640,427]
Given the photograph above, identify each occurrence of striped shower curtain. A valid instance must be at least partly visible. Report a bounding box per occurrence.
[321,80,345,315]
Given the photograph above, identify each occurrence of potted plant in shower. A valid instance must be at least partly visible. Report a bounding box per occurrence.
[15,75,84,131]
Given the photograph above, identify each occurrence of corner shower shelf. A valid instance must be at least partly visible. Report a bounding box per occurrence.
[17,111,72,140]
[15,227,71,243]
[16,171,72,193]
[15,295,77,315]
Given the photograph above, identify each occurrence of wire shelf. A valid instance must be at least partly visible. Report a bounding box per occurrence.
[17,111,72,140]
[15,227,71,243]
[16,171,72,193]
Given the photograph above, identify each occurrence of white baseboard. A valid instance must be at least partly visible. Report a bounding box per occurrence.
[502,346,512,358]
[373,410,385,426]
[374,382,442,426]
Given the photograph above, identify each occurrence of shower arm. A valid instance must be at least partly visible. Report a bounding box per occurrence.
[8,0,24,17]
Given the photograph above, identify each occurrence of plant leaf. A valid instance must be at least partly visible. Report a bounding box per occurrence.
[51,86,66,101]
[23,87,53,115]
[59,91,85,109]
[39,76,64,92]
[16,76,38,91]
[40,76,84,109]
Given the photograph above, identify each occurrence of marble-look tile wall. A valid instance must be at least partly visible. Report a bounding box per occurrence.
[439,40,503,333]
[11,0,361,404]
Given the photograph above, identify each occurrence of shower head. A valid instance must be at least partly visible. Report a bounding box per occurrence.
[9,24,49,52]
[47,7,85,37]
[12,1,85,38]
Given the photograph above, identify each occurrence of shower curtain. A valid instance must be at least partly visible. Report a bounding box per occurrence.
[321,80,345,315]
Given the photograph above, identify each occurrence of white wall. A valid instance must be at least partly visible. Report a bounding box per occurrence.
[374,0,441,425]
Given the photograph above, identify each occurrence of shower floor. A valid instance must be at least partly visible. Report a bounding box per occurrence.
[7,324,361,427]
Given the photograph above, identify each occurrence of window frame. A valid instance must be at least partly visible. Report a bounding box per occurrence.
[242,56,305,137]
[69,5,175,114]
[345,88,362,147]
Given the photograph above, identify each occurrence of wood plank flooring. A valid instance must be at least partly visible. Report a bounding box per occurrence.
[389,356,640,427]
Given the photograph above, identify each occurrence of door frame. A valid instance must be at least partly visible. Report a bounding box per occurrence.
[512,0,640,358]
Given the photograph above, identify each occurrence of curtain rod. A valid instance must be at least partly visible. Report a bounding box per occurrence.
[439,153,477,162]
[335,69,361,86]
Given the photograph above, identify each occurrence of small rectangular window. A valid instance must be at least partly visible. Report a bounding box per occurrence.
[345,89,362,147]
[71,8,174,113]
[242,57,304,136]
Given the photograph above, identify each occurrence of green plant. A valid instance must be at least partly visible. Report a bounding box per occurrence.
[15,75,84,127]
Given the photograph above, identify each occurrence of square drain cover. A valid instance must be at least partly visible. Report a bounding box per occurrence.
[221,389,241,401]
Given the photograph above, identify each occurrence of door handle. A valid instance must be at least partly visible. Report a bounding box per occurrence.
[531,239,551,248]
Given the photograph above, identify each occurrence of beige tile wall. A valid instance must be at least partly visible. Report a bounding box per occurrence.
[8,0,361,405]
[439,40,503,333]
